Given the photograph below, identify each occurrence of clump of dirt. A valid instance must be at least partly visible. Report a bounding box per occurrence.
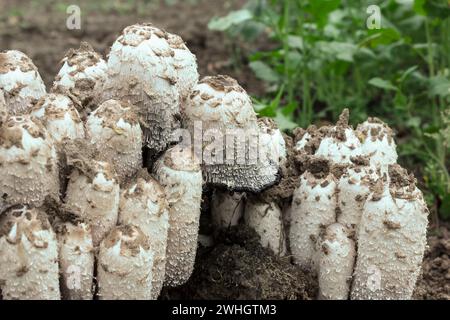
[161,225,317,300]
[414,223,450,300]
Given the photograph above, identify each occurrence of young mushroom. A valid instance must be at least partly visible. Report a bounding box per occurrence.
[0,115,59,213]
[356,117,398,172]
[0,50,46,115]
[119,170,169,299]
[318,223,356,300]
[154,145,202,286]
[351,166,428,300]
[52,42,107,117]
[289,158,337,271]
[0,206,60,300]
[167,32,199,106]
[30,93,85,144]
[57,221,94,300]
[184,75,280,192]
[97,225,154,300]
[64,160,120,247]
[100,23,180,160]
[86,99,142,184]
[244,196,287,256]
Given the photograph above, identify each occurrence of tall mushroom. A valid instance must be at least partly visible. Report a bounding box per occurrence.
[154,145,202,286]
[100,23,180,160]
[119,171,169,299]
[0,115,59,212]
[86,99,142,184]
[0,206,60,300]
[0,50,46,115]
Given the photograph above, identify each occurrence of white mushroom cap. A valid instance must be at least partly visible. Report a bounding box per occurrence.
[0,206,60,300]
[64,160,120,247]
[154,145,202,286]
[244,197,287,256]
[337,163,380,234]
[185,75,257,131]
[315,110,362,164]
[101,23,180,156]
[351,169,428,300]
[119,173,169,299]
[167,33,199,102]
[30,93,85,144]
[0,50,46,115]
[318,223,355,300]
[57,221,94,300]
[356,117,398,172]
[53,42,107,108]
[290,167,337,271]
[86,99,142,184]
[97,225,154,300]
[0,115,59,211]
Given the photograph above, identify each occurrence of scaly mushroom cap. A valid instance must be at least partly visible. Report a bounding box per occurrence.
[185,75,257,131]
[0,115,59,212]
[101,23,180,158]
[0,50,46,115]
[53,42,107,112]
[154,145,202,286]
[185,76,281,192]
[64,160,120,247]
[351,166,428,300]
[337,162,380,235]
[57,221,94,300]
[119,172,169,299]
[289,158,337,271]
[0,206,60,300]
[314,110,362,164]
[318,223,355,300]
[97,225,153,300]
[167,33,199,103]
[31,93,85,144]
[356,117,398,171]
[86,99,142,184]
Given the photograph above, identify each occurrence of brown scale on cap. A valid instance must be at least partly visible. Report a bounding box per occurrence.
[103,225,150,257]
[200,75,245,93]
[0,206,51,247]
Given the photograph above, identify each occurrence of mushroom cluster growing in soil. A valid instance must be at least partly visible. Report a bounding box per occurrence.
[0,23,429,300]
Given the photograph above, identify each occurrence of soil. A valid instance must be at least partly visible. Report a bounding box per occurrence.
[413,222,450,300]
[0,0,265,96]
[161,225,317,300]
[0,0,448,301]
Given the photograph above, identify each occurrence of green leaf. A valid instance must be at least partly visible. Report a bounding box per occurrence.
[368,77,398,91]
[287,35,304,50]
[249,61,280,83]
[317,41,358,62]
[366,28,402,47]
[208,9,253,31]
[305,0,341,28]
[274,111,297,131]
[413,0,427,15]
[429,76,450,97]
[398,66,418,84]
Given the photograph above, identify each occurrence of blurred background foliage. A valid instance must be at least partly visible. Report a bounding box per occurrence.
[208,0,450,220]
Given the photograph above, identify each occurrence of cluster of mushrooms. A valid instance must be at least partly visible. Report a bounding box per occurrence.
[0,23,428,300]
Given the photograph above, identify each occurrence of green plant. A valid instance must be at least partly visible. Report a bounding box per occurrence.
[209,0,450,219]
